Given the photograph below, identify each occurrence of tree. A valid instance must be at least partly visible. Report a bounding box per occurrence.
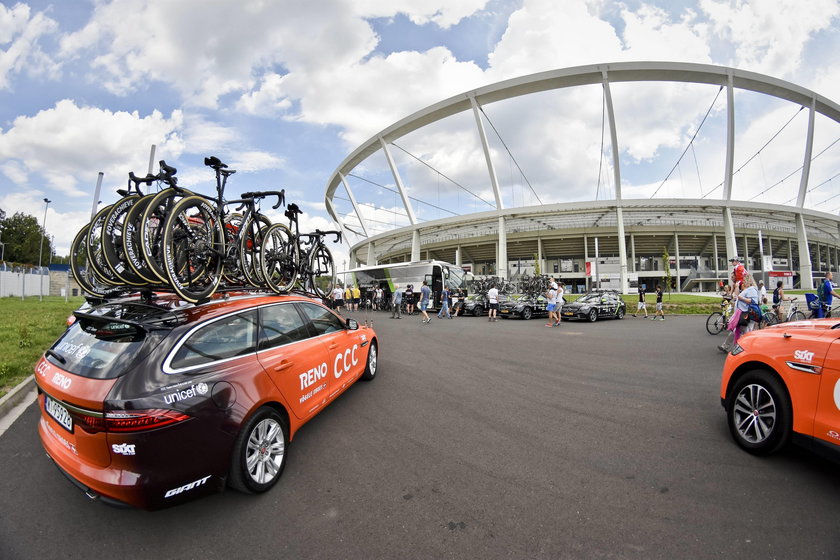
[0,212,53,265]
[662,247,672,299]
[533,252,541,276]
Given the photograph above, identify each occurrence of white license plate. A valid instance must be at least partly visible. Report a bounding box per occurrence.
[564,312,574,316]
[45,395,73,433]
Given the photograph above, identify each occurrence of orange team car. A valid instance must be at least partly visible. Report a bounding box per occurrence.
[720,317,840,461]
[36,291,378,510]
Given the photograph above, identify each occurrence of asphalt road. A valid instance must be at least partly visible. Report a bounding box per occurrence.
[1,311,838,559]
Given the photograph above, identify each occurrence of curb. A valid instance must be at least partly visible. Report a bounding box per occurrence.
[0,375,36,420]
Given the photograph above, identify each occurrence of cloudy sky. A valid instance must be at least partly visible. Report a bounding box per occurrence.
[1,0,840,267]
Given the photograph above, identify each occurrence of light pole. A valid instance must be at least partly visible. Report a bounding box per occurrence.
[38,198,51,301]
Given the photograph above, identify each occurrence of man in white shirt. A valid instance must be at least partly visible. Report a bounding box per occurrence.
[487,284,499,322]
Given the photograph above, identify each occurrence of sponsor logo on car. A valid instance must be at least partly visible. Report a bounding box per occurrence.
[164,475,212,498]
[163,383,209,405]
[794,349,815,363]
[112,443,136,456]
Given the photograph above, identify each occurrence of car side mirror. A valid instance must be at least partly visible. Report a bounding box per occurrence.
[346,318,359,330]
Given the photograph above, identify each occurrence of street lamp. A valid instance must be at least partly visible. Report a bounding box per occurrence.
[38,198,51,301]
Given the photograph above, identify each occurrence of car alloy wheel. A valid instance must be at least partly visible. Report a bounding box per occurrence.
[361,341,378,381]
[727,370,791,455]
[588,309,597,322]
[229,407,288,493]
[521,307,533,320]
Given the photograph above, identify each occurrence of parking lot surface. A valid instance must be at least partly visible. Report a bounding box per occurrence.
[1,312,838,559]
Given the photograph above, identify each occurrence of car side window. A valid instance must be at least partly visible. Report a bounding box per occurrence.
[298,302,346,335]
[259,303,311,350]
[170,310,258,370]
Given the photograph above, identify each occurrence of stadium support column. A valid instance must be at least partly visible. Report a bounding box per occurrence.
[497,216,508,280]
[794,97,816,290]
[722,72,738,261]
[339,172,370,238]
[380,136,419,260]
[537,237,545,276]
[366,242,376,267]
[602,70,628,294]
[713,234,719,278]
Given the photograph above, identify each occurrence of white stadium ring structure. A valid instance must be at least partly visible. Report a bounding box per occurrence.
[325,61,840,294]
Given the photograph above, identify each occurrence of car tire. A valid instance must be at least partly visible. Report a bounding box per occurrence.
[473,305,483,317]
[229,407,289,494]
[588,309,597,322]
[726,370,792,456]
[616,307,625,319]
[360,341,378,381]
[521,307,533,320]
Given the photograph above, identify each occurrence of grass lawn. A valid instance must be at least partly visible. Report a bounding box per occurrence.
[0,296,85,399]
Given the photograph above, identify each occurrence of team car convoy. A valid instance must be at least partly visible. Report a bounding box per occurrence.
[720,317,840,462]
[36,291,378,510]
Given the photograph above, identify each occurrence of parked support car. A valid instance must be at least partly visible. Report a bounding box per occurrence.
[559,290,626,322]
[499,294,549,320]
[36,291,379,510]
[720,317,840,461]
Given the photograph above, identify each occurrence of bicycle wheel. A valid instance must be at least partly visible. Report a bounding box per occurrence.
[260,223,298,293]
[161,195,224,303]
[240,214,272,287]
[705,311,725,335]
[122,193,163,284]
[102,194,147,287]
[788,311,806,322]
[760,312,778,329]
[86,204,121,286]
[140,188,192,284]
[308,243,336,299]
[70,224,110,297]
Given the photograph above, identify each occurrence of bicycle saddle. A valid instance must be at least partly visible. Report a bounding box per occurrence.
[204,156,227,169]
[285,203,302,221]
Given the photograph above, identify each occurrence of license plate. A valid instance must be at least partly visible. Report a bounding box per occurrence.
[500,309,509,314]
[564,312,574,316]
[45,395,73,433]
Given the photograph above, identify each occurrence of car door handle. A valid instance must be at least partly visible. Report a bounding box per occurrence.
[273,361,293,372]
[328,344,339,350]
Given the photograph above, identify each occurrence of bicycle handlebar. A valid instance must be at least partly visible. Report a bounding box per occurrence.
[240,190,285,209]
[204,156,227,170]
[300,229,342,244]
[158,160,178,186]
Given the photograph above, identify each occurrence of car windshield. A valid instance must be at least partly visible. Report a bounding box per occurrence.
[578,294,602,303]
[512,295,529,302]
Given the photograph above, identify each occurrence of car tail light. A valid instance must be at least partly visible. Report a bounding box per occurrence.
[72,408,190,433]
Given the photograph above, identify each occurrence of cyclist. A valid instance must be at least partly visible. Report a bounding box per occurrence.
[729,257,746,296]
[772,280,793,321]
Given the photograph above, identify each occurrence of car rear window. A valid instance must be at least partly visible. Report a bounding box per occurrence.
[47,318,153,380]
[169,310,258,371]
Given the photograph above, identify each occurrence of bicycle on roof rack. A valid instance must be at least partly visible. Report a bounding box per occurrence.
[70,164,176,298]
[159,156,285,303]
[260,202,339,299]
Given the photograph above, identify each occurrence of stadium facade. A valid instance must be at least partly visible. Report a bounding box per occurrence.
[325,62,840,294]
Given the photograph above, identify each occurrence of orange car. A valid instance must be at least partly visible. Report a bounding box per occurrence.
[36,291,378,510]
[720,318,840,460]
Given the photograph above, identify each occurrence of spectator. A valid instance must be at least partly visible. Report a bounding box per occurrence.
[633,284,648,318]
[819,271,840,318]
[419,280,432,324]
[772,280,792,321]
[487,283,499,322]
[405,284,415,315]
[351,284,361,312]
[332,285,344,313]
[390,284,402,319]
[651,285,665,321]
[437,286,452,319]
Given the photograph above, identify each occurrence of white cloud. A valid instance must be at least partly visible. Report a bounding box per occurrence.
[0,3,60,89]
[0,99,185,196]
[700,0,840,77]
[353,0,489,28]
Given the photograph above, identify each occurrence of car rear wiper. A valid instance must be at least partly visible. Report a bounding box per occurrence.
[45,349,66,364]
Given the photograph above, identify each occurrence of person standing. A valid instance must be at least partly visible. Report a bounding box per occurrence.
[344,285,352,312]
[487,283,499,322]
[633,285,648,318]
[374,286,383,311]
[719,275,759,352]
[390,284,402,319]
[545,282,557,327]
[419,280,432,323]
[405,284,415,315]
[437,286,452,319]
[819,271,840,317]
[651,285,664,321]
[730,257,746,296]
[332,285,345,313]
[351,284,361,312]
[554,281,565,327]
